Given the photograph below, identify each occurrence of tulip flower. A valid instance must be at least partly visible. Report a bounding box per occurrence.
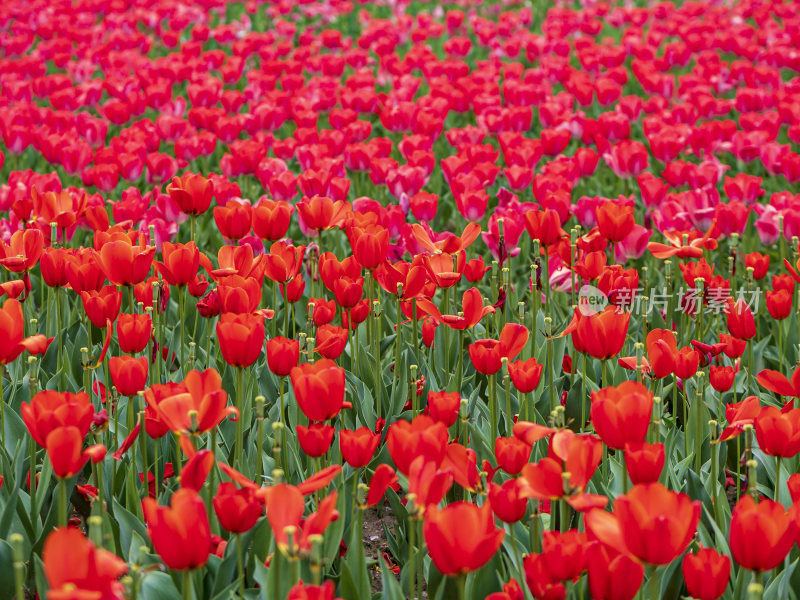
[565,306,630,361]
[267,336,300,377]
[217,312,265,368]
[426,391,460,427]
[297,423,335,457]
[213,482,262,534]
[253,199,293,241]
[109,355,148,396]
[726,298,756,340]
[590,381,653,450]
[156,241,200,286]
[423,501,505,576]
[43,527,128,600]
[488,479,528,524]
[729,495,797,572]
[21,390,95,448]
[117,312,152,354]
[585,482,700,566]
[167,173,214,216]
[623,442,665,484]
[142,488,211,570]
[587,542,643,600]
[682,547,731,600]
[495,436,532,475]
[98,238,155,287]
[339,427,380,468]
[386,415,448,475]
[289,359,346,422]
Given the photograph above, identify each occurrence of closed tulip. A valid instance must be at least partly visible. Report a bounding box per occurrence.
[587,542,643,600]
[213,482,262,534]
[623,442,665,484]
[682,547,730,600]
[590,381,653,450]
[729,495,796,572]
[109,355,148,396]
[339,427,380,468]
[755,406,800,458]
[423,501,505,575]
[142,488,211,570]
[726,298,756,340]
[426,391,460,427]
[217,312,265,368]
[167,173,214,216]
[297,423,335,457]
[266,336,300,377]
[117,312,152,354]
[289,359,345,422]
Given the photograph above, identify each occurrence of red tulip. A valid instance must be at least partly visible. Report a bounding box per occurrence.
[44,527,127,599]
[289,359,346,422]
[726,298,756,340]
[623,442,665,484]
[729,495,796,572]
[423,501,504,575]
[590,381,653,450]
[339,427,380,468]
[217,312,265,368]
[213,482,262,533]
[142,488,211,570]
[109,355,148,396]
[297,423,335,457]
[167,173,214,216]
[117,312,152,354]
[267,336,300,377]
[682,547,731,600]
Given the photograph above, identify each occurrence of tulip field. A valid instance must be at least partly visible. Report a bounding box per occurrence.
[5,0,800,598]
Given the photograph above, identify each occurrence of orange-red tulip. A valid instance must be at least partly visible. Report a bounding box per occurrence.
[21,390,95,448]
[167,173,214,216]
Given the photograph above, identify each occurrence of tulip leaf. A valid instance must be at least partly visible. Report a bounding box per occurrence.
[379,554,404,600]
[112,499,147,561]
[140,571,181,600]
[764,558,798,600]
[466,554,503,599]
[0,539,17,600]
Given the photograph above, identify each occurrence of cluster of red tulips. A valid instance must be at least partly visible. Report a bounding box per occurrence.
[3,0,800,599]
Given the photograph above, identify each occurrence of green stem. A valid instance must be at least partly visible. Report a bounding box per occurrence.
[490,374,497,450]
[56,287,65,389]
[182,569,193,600]
[235,367,244,466]
[236,533,245,598]
[776,456,782,504]
[408,518,417,600]
[58,477,67,527]
[179,286,186,374]
[455,574,466,600]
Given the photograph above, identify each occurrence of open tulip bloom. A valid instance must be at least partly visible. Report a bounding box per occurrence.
[4,1,800,600]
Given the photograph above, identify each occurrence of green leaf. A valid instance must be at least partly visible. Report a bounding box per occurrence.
[379,554,404,600]
[0,540,18,600]
[139,572,181,600]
